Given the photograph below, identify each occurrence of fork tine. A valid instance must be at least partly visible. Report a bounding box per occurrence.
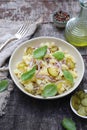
[20,26,28,36]
[16,21,31,34]
[16,17,43,38]
[16,25,26,34]
[20,26,31,37]
[18,21,33,36]
[18,23,30,36]
[18,24,28,35]
[22,27,31,36]
[16,24,26,34]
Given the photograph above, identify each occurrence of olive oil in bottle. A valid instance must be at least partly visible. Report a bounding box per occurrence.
[65,0,87,47]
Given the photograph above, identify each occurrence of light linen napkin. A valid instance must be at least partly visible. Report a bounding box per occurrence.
[0,18,42,116]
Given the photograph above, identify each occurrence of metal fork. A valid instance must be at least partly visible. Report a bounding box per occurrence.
[0,17,43,52]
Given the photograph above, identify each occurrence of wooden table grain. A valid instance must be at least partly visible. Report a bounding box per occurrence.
[0,0,87,130]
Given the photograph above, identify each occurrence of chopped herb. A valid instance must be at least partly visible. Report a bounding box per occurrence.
[0,80,8,92]
[62,118,76,130]
[53,51,64,61]
[33,46,47,59]
[63,70,74,84]
[42,83,57,97]
[21,66,36,81]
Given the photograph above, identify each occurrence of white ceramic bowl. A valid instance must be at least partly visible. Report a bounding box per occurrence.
[9,37,85,99]
[70,90,87,119]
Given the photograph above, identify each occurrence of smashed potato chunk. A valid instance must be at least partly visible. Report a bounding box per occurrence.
[25,83,34,93]
[57,81,66,94]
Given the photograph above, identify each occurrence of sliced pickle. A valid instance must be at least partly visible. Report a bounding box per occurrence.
[71,95,80,110]
[50,46,58,52]
[77,106,86,116]
[47,67,58,77]
[66,58,75,69]
[25,47,34,55]
[76,90,85,99]
[84,93,87,98]
[85,107,87,113]
[81,98,87,107]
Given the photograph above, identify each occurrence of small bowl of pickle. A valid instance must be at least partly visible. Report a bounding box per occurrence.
[70,90,87,119]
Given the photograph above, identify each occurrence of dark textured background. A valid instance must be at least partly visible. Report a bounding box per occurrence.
[0,0,87,130]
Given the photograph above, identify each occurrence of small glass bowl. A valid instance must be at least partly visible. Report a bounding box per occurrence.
[70,90,87,119]
[53,11,70,28]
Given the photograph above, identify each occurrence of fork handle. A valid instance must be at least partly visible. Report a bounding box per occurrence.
[0,37,17,52]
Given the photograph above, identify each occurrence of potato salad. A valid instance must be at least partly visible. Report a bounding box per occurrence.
[14,42,77,97]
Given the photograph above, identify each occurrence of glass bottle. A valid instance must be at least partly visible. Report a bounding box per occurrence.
[65,0,87,47]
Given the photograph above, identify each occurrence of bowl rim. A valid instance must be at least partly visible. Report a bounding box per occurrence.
[70,95,87,119]
[9,36,85,100]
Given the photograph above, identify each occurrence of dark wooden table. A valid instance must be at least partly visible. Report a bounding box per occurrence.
[0,0,87,130]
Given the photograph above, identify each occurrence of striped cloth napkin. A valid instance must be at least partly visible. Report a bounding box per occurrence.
[0,18,42,116]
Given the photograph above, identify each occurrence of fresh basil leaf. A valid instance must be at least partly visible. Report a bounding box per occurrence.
[53,51,64,61]
[63,70,74,84]
[21,66,36,81]
[62,118,76,130]
[0,80,8,92]
[33,46,47,59]
[42,83,57,97]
